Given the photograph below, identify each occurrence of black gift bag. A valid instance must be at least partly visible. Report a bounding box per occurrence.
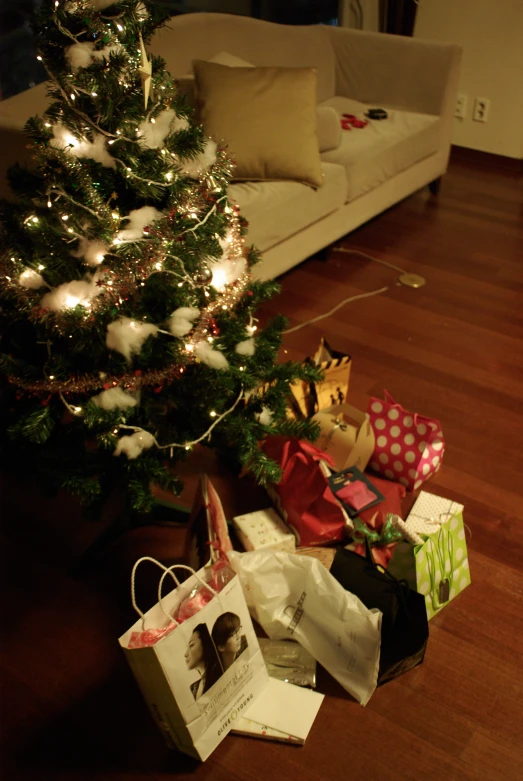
[330,543,429,685]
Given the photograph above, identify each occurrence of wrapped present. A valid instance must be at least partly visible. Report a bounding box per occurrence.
[367,391,445,490]
[312,403,375,472]
[289,338,351,418]
[387,491,470,620]
[232,508,296,554]
[262,436,351,547]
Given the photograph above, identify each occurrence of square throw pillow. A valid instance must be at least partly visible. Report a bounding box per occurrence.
[193,60,323,188]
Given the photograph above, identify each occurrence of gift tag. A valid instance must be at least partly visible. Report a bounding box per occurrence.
[328,466,384,518]
[439,578,450,604]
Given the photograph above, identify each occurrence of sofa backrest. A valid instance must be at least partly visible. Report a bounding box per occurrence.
[149,13,336,103]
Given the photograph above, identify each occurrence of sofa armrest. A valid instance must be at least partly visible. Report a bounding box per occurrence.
[325,26,461,117]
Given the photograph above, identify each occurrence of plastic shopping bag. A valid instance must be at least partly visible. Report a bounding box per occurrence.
[228,549,382,706]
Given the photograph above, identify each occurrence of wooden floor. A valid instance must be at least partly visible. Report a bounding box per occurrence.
[2,150,523,780]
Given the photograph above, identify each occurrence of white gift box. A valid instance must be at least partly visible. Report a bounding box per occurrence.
[406,491,464,536]
[232,508,296,553]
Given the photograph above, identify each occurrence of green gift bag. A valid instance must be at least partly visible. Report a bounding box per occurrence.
[388,510,471,620]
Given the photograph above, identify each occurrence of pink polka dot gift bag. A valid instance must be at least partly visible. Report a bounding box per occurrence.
[366,391,445,491]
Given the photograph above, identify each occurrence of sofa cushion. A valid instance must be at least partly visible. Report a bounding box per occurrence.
[188,52,341,154]
[193,60,323,188]
[228,161,347,253]
[320,97,441,202]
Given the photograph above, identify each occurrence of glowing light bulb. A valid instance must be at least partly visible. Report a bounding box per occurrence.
[49,375,55,380]
[111,212,119,219]
[44,122,51,127]
[74,406,82,413]
[155,262,162,270]
[37,55,42,61]
[209,411,217,418]
[64,133,79,148]
[61,214,69,221]
[117,24,123,31]
[65,294,80,308]
[38,264,45,271]
[185,343,194,352]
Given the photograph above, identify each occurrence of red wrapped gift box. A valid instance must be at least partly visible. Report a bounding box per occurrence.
[262,436,348,547]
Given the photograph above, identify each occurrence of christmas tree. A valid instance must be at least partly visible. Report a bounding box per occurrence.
[0,0,319,518]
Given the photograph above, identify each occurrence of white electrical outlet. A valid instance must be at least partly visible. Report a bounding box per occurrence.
[473,97,490,122]
[455,94,467,119]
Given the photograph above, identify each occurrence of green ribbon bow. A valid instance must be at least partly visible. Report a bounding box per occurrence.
[353,513,404,547]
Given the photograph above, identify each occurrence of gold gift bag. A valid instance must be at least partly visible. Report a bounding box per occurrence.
[289,338,352,418]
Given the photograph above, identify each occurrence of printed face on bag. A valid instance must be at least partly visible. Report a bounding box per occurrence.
[185,630,205,671]
[185,623,223,701]
[212,612,247,672]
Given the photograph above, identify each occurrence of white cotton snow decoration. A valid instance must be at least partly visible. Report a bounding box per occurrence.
[182,139,218,178]
[137,109,189,150]
[116,206,164,242]
[106,317,159,362]
[167,307,200,337]
[92,386,138,410]
[114,430,155,460]
[40,278,101,311]
[71,237,109,266]
[51,125,116,168]
[194,340,229,370]
[65,42,94,70]
[235,338,255,356]
[257,407,274,426]
[65,41,122,71]
[209,256,247,291]
[19,269,46,289]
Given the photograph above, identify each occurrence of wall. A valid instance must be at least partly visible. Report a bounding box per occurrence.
[414,0,523,158]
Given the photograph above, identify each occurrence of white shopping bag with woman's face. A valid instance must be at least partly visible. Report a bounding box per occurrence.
[119,558,268,761]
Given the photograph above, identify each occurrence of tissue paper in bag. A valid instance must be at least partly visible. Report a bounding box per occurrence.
[228,550,382,706]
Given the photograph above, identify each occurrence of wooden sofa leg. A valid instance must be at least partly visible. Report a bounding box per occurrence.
[428,177,442,195]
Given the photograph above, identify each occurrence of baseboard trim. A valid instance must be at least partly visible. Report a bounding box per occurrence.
[451,145,523,172]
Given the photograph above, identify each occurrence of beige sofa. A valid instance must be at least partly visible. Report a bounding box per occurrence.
[150,14,461,281]
[0,13,461,282]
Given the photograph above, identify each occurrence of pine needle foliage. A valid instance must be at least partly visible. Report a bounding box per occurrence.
[0,0,321,519]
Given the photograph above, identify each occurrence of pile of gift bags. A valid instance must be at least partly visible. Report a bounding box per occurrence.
[118,340,471,762]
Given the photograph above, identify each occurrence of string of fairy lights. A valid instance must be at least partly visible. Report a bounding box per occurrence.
[2,0,257,454]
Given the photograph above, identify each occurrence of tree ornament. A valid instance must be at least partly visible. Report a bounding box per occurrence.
[194,265,213,286]
[138,32,153,109]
